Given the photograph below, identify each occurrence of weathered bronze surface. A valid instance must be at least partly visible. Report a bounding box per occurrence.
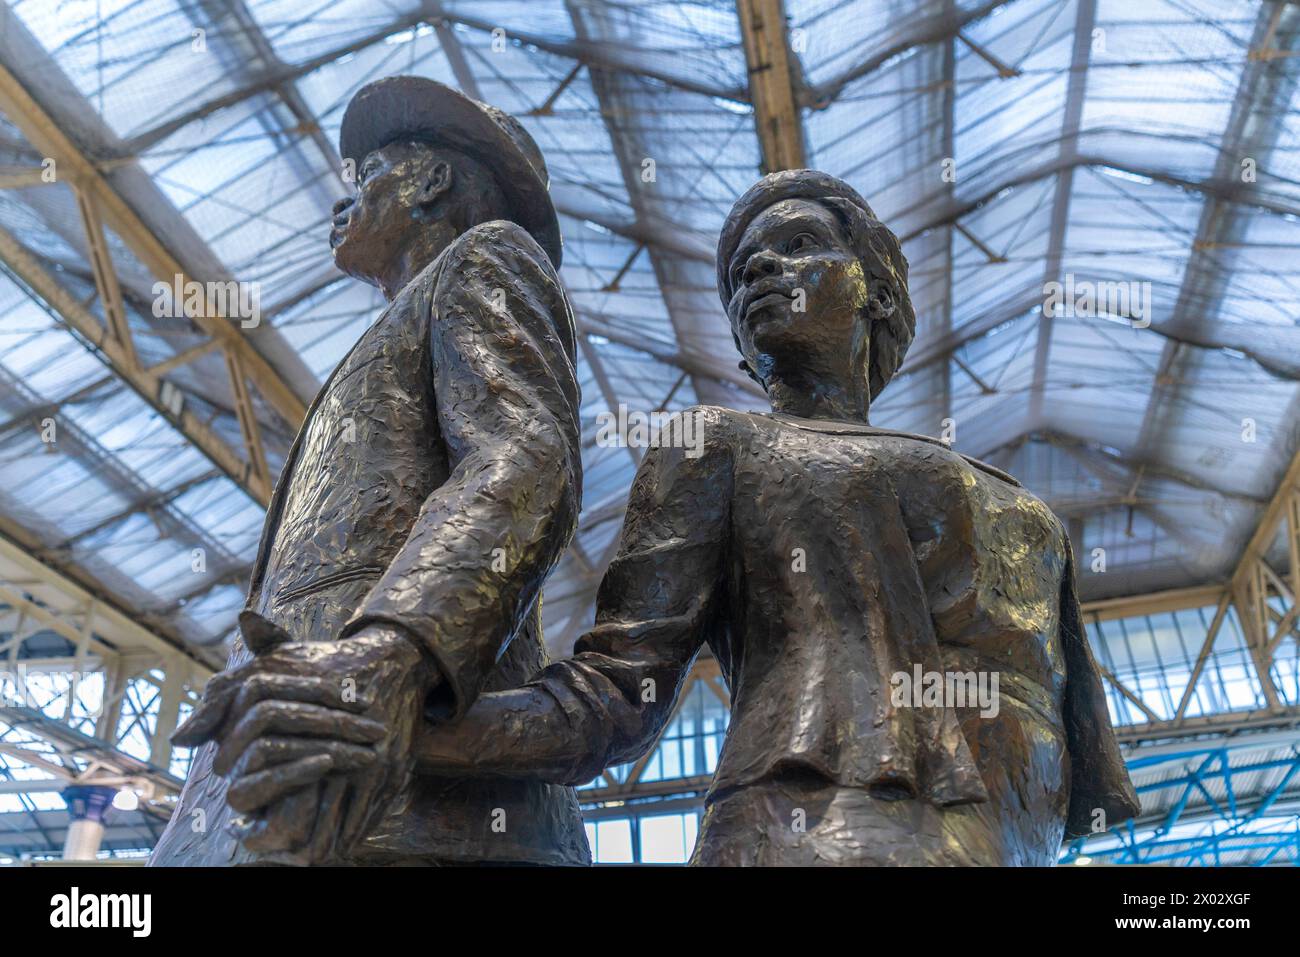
[418,169,1141,865]
[150,77,589,866]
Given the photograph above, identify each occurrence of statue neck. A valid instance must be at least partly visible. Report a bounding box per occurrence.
[764,374,871,425]
[380,224,461,300]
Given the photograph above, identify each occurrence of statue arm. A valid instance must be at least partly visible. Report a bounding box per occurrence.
[1058,537,1142,838]
[416,419,733,786]
[342,222,582,722]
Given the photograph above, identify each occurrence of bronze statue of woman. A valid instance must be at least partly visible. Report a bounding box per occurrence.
[418,169,1140,865]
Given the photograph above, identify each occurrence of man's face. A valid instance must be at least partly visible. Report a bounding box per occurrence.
[725,199,871,378]
[330,141,454,290]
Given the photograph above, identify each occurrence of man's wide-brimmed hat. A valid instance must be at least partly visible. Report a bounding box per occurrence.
[340,75,563,268]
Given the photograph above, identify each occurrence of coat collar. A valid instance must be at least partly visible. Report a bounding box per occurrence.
[762,412,1023,488]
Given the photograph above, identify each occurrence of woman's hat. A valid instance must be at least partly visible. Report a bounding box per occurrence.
[716,168,879,304]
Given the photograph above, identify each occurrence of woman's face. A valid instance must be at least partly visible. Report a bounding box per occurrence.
[725,198,872,383]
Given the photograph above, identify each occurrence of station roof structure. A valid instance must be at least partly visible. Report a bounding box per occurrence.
[0,0,1298,864]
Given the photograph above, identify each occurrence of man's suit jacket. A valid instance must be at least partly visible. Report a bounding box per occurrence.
[151,221,591,865]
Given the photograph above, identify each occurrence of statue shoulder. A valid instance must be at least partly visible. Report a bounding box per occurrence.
[411,221,557,294]
[952,451,1068,547]
[447,220,556,275]
[633,404,744,467]
[678,404,755,447]
[954,451,1022,489]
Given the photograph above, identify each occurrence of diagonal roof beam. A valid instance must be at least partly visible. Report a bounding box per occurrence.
[550,183,715,264]
[0,519,219,673]
[806,0,1014,108]
[897,285,1300,392]
[1027,0,1096,427]
[579,325,758,395]
[126,2,745,158]
[431,13,722,421]
[577,310,765,397]
[0,7,312,444]
[1029,429,1269,508]
[1130,2,1300,462]
[898,150,1300,243]
[938,0,957,435]
[577,332,640,470]
[0,222,273,503]
[431,14,719,268]
[737,0,808,173]
[426,2,747,102]
[0,365,246,613]
[561,0,719,408]
[121,11,433,155]
[54,469,222,550]
[212,0,348,209]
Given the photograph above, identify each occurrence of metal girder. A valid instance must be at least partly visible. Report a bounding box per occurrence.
[577,310,764,396]
[577,332,641,470]
[0,39,307,445]
[1,707,187,822]
[1024,429,1270,508]
[0,532,214,837]
[0,220,273,504]
[938,10,957,429]
[1066,735,1300,866]
[122,12,437,156]
[550,184,717,265]
[73,183,136,371]
[1130,3,1300,486]
[898,149,1300,242]
[1027,0,1096,427]
[426,10,722,274]
[0,163,52,189]
[1227,434,1300,713]
[805,0,1014,108]
[425,2,746,101]
[1097,4,1300,721]
[1084,584,1227,623]
[437,10,731,438]
[218,0,349,210]
[55,471,221,552]
[386,12,725,266]
[1072,432,1300,738]
[0,510,218,676]
[126,1,746,159]
[0,363,250,613]
[736,0,808,173]
[560,0,717,409]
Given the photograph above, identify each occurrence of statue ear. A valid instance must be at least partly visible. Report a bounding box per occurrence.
[418,160,453,207]
[866,281,897,322]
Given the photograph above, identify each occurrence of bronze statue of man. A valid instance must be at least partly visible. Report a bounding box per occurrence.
[150,77,590,866]
[417,169,1140,865]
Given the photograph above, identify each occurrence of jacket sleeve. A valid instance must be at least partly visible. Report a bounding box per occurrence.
[415,412,732,785]
[342,221,581,720]
[1059,538,1142,838]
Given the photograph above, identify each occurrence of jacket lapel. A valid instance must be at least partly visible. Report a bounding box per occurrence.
[242,305,387,611]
